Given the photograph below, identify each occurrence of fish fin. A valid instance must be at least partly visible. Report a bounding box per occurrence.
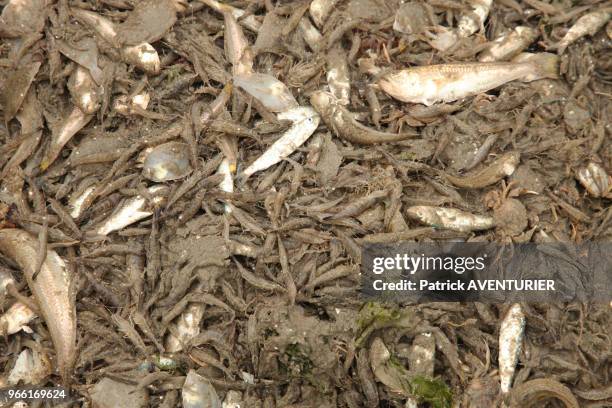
[517,52,559,80]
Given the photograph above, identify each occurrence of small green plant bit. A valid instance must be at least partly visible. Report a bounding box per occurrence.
[409,375,453,408]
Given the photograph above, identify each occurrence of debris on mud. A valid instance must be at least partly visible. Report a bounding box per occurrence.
[0,0,610,406]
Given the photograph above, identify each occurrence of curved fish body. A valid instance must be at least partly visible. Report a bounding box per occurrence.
[309,0,339,28]
[0,229,76,383]
[405,206,495,232]
[479,26,539,62]
[310,91,418,144]
[379,53,558,106]
[41,106,93,170]
[499,303,525,394]
[241,107,319,179]
[557,10,611,54]
[95,185,168,235]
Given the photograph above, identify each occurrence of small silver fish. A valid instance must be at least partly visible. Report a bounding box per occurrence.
[67,66,102,115]
[0,229,76,383]
[406,206,495,232]
[41,106,93,170]
[165,284,206,352]
[217,157,234,214]
[557,9,611,54]
[241,107,319,179]
[479,26,539,62]
[378,53,558,106]
[95,185,168,235]
[499,303,525,394]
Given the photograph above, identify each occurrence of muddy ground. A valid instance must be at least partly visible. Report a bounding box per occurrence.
[0,0,611,407]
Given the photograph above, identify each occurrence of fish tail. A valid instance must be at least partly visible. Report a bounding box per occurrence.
[516,52,559,81]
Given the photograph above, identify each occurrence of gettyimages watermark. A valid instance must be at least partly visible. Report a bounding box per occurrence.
[361,242,612,302]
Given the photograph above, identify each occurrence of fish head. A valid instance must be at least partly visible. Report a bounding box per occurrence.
[405,206,431,223]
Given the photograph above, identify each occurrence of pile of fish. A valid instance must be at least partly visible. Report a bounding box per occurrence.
[0,0,610,406]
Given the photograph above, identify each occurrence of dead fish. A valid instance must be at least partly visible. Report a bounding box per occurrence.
[405,206,495,232]
[0,301,37,335]
[241,107,319,179]
[41,106,93,170]
[309,0,339,28]
[121,43,161,74]
[499,303,525,394]
[113,92,151,115]
[115,0,177,46]
[3,60,41,124]
[182,369,222,408]
[56,38,104,85]
[2,87,43,176]
[95,185,168,235]
[378,53,558,106]
[68,66,102,115]
[69,185,96,219]
[310,91,418,144]
[508,378,579,408]
[70,8,121,48]
[223,9,254,76]
[143,142,192,182]
[199,0,261,32]
[217,158,234,213]
[576,162,611,198]
[446,151,520,188]
[70,8,160,73]
[479,27,539,62]
[458,0,493,38]
[234,73,298,112]
[327,44,350,106]
[557,9,611,54]
[0,229,76,383]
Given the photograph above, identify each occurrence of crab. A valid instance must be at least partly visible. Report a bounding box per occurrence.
[484,180,534,242]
